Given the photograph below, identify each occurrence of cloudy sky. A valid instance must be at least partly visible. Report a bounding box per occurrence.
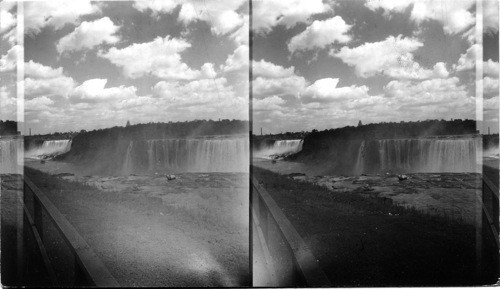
[1,0,248,134]
[252,0,499,134]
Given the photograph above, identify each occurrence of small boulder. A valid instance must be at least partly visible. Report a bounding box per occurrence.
[397,174,408,181]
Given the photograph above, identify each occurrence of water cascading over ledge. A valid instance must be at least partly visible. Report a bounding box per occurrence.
[254,139,303,158]
[355,137,480,174]
[0,139,22,174]
[26,140,72,159]
[122,137,249,174]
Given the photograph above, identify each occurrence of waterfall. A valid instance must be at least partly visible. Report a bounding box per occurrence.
[0,138,22,174]
[355,138,480,173]
[26,139,72,158]
[122,137,249,174]
[255,139,303,158]
[355,140,365,175]
[123,141,134,175]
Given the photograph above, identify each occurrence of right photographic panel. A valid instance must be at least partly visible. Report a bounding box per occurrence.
[251,0,499,286]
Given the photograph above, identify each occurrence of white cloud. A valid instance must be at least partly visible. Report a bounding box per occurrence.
[153,78,230,104]
[151,77,247,119]
[254,73,476,133]
[222,45,248,73]
[25,77,75,99]
[484,76,499,97]
[56,17,120,54]
[0,85,16,120]
[331,35,426,78]
[484,96,499,111]
[25,60,64,79]
[24,0,100,34]
[432,62,450,78]
[288,16,352,53]
[253,59,295,78]
[302,78,371,103]
[253,59,307,104]
[254,51,474,133]
[253,75,307,99]
[0,7,16,34]
[71,79,138,103]
[98,36,201,80]
[1,1,17,45]
[365,0,475,35]
[384,77,472,107]
[135,0,247,36]
[484,0,499,33]
[192,5,243,35]
[484,59,499,77]
[178,2,197,22]
[25,96,55,111]
[2,26,16,46]
[0,2,16,12]
[133,0,178,14]
[0,45,21,72]
[229,15,249,45]
[365,0,415,13]
[24,61,75,99]
[454,44,479,71]
[253,0,332,33]
[200,63,217,78]
[253,96,285,111]
[383,60,449,79]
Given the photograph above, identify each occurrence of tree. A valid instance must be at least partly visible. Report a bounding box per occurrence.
[358,120,363,127]
[126,120,131,127]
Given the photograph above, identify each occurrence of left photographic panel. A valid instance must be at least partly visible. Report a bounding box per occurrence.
[2,0,250,287]
[1,0,25,287]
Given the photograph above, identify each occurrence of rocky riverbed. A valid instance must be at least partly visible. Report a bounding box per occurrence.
[288,172,481,224]
[254,158,483,224]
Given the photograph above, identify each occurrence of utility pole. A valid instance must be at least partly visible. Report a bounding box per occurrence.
[260,127,262,135]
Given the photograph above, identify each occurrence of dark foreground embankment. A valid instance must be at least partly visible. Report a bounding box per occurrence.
[253,166,497,286]
[20,167,249,286]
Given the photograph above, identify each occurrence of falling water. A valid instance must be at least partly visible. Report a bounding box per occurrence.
[255,139,303,158]
[123,141,134,174]
[122,137,249,174]
[355,138,480,173]
[0,138,22,174]
[26,139,72,158]
[354,140,365,175]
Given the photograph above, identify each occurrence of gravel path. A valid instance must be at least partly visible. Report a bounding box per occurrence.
[24,165,250,287]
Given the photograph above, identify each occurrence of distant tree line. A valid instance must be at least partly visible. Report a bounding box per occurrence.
[0,120,18,136]
[306,119,476,142]
[72,119,248,143]
[483,133,499,149]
